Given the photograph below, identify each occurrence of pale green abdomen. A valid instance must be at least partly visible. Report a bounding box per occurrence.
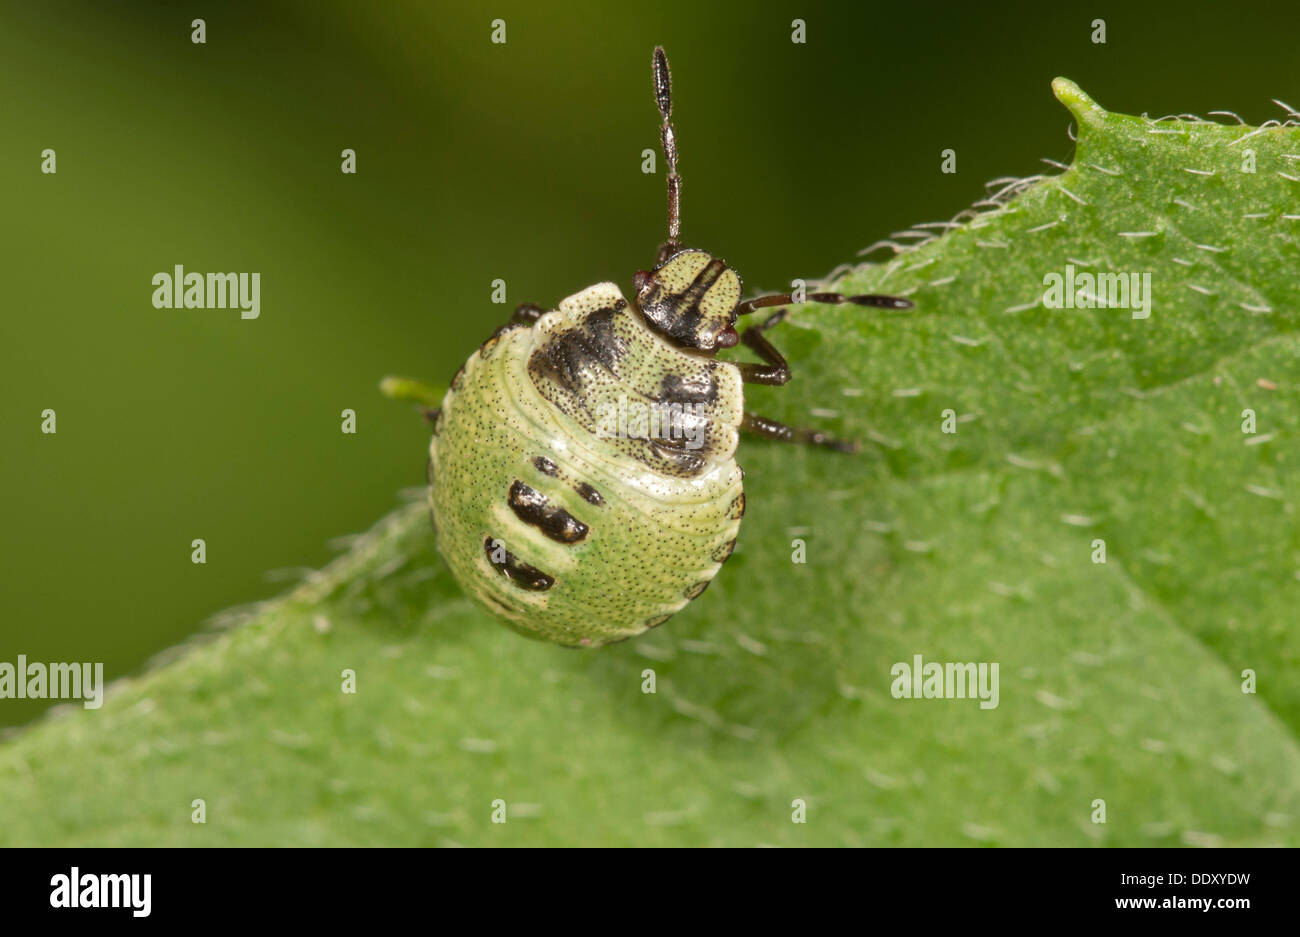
[429,304,744,647]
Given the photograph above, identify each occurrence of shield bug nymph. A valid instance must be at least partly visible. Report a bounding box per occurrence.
[387,47,911,647]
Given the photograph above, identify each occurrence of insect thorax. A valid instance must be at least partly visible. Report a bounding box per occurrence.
[524,281,744,478]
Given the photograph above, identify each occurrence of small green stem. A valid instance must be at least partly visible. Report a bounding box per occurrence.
[379,376,447,408]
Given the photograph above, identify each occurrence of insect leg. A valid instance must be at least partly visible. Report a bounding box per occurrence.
[736,291,912,317]
[487,303,546,340]
[735,310,792,385]
[750,308,788,334]
[740,411,858,453]
[737,309,858,451]
[511,303,546,325]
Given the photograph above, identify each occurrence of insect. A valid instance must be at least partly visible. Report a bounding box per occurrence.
[387,47,911,647]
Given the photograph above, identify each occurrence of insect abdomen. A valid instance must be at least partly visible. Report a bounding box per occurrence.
[429,284,743,647]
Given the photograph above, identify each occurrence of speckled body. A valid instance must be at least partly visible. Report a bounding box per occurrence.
[429,276,746,647]
[414,47,912,646]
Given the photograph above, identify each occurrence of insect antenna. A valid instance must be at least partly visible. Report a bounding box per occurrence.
[653,45,681,261]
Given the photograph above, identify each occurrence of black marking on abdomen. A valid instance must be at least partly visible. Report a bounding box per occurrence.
[508,480,589,543]
[527,306,628,398]
[712,538,736,563]
[657,370,718,407]
[484,537,554,591]
[648,440,706,475]
[684,580,710,600]
[574,482,604,506]
[644,613,672,629]
[533,456,559,477]
[728,492,746,520]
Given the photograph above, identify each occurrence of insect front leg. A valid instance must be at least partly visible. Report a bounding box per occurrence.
[737,309,857,452]
[735,309,792,385]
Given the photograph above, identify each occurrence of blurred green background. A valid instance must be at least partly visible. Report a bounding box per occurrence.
[2,0,1296,728]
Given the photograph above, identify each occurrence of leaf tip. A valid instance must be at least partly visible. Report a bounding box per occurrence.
[1052,78,1107,128]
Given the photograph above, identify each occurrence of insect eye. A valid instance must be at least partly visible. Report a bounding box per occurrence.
[715,326,739,348]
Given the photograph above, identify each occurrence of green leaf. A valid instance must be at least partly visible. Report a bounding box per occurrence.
[3,81,1298,846]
